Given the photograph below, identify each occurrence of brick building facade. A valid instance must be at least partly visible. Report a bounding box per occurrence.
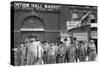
[11,1,97,46]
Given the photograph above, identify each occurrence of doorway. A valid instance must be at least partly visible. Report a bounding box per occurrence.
[21,16,45,42]
[21,31,45,42]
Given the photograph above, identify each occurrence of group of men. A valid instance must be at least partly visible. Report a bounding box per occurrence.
[14,34,97,66]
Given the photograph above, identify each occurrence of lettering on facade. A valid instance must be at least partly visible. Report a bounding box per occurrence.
[13,2,61,12]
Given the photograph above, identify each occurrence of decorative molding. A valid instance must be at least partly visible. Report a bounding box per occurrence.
[45,30,60,32]
[20,28,45,31]
[14,28,61,32]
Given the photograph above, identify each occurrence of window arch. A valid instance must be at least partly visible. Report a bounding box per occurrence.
[21,16,45,28]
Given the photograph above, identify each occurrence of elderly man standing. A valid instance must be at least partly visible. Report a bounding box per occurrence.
[26,34,39,65]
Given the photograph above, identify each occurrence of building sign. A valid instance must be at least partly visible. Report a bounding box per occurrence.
[73,33,88,41]
[66,21,80,30]
[91,31,97,39]
[12,2,61,12]
[91,23,97,27]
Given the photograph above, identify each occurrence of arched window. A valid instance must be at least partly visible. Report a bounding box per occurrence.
[21,16,45,31]
[22,16,44,28]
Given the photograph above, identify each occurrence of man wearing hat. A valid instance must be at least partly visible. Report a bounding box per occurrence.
[26,34,39,65]
[87,40,96,61]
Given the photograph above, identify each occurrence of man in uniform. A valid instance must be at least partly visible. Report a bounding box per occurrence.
[57,42,67,63]
[68,43,77,62]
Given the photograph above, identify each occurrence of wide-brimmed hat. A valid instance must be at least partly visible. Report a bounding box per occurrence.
[28,34,37,38]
